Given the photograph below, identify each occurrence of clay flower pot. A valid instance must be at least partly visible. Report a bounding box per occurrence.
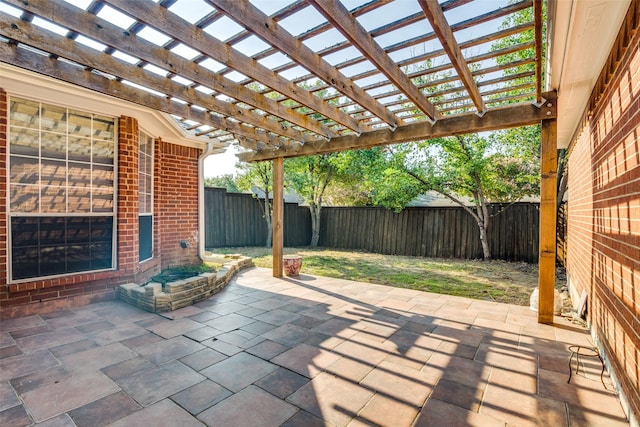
[283,255,303,276]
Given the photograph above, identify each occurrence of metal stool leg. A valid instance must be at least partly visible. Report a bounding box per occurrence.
[568,351,575,383]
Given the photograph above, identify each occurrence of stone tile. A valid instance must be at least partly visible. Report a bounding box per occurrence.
[568,402,629,427]
[93,302,155,324]
[0,381,20,412]
[100,357,155,381]
[474,342,538,375]
[489,367,536,394]
[0,350,60,381]
[361,361,437,407]
[0,314,46,333]
[414,398,506,427]
[145,318,205,339]
[36,413,76,427]
[182,326,222,342]
[59,342,137,374]
[159,305,202,320]
[206,301,249,316]
[290,315,326,329]
[22,372,120,422]
[201,338,242,356]
[0,345,22,359]
[357,393,420,427]
[119,332,164,351]
[170,379,232,415]
[431,325,486,348]
[246,340,290,360]
[8,323,52,339]
[480,382,567,427]
[0,404,31,427]
[49,339,99,358]
[204,313,254,333]
[431,378,483,412]
[137,336,204,365]
[200,352,277,392]
[262,324,312,347]
[75,320,114,333]
[272,343,341,378]
[254,367,310,399]
[187,311,220,323]
[117,361,205,407]
[68,391,140,427]
[422,353,491,391]
[332,335,392,366]
[287,372,375,427]
[14,328,85,354]
[236,306,267,318]
[107,399,204,427]
[215,329,261,347]
[254,309,301,326]
[45,310,103,330]
[249,297,291,311]
[280,410,325,427]
[325,357,375,383]
[179,348,227,371]
[0,332,15,348]
[197,385,297,427]
[10,366,71,395]
[90,323,149,346]
[239,320,277,335]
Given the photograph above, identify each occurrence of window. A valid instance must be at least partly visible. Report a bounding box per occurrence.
[139,131,153,262]
[8,97,116,281]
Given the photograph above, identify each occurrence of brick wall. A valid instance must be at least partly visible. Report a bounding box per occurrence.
[0,103,202,319]
[566,12,640,420]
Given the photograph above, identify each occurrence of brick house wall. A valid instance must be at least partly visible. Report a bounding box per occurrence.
[0,92,202,319]
[566,8,640,420]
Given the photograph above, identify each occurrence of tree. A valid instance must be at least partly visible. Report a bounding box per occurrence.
[371,130,540,260]
[204,174,240,192]
[236,161,274,247]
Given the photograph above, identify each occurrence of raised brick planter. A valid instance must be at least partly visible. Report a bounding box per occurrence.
[118,255,253,312]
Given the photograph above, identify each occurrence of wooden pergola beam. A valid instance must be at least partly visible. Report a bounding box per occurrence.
[309,0,439,122]
[207,0,400,129]
[2,0,328,143]
[538,117,558,324]
[0,17,304,147]
[0,42,288,148]
[272,157,284,278]
[239,92,557,161]
[419,0,486,114]
[104,0,364,134]
[534,0,544,104]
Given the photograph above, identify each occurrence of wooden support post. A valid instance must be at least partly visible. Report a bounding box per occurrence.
[272,157,284,278]
[538,118,558,324]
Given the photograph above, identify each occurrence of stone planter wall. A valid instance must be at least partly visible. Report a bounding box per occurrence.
[118,255,253,313]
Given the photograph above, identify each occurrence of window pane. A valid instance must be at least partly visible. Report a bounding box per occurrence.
[40,104,67,133]
[68,187,91,212]
[66,217,91,243]
[10,156,39,185]
[40,245,68,276]
[93,115,115,140]
[68,162,91,188]
[139,215,153,261]
[68,135,92,162]
[66,244,91,273]
[41,159,66,186]
[41,186,66,212]
[39,217,66,245]
[91,242,113,269]
[93,165,114,189]
[10,127,39,156]
[41,132,67,159]
[11,217,40,247]
[10,98,39,129]
[10,185,39,212]
[68,110,93,137]
[93,139,114,164]
[11,246,40,280]
[93,189,114,212]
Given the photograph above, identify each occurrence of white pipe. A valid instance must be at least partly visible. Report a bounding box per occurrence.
[198,142,216,261]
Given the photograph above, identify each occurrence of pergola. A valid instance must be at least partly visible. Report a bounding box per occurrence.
[0,0,558,322]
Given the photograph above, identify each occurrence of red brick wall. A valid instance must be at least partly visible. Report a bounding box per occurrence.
[155,139,201,268]
[0,102,202,319]
[566,15,640,419]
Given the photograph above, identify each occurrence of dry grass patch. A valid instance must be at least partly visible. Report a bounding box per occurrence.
[213,247,544,306]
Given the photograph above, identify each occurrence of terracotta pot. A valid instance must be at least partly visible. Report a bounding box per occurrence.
[283,255,302,276]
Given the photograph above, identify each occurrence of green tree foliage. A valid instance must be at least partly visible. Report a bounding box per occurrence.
[235,161,274,247]
[204,174,240,193]
[368,129,540,260]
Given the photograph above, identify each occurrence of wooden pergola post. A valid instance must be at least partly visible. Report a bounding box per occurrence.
[272,157,284,278]
[538,118,558,324]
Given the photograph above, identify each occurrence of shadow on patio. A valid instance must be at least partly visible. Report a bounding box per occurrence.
[0,267,629,426]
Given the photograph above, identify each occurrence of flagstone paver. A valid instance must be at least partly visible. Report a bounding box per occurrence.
[0,267,630,426]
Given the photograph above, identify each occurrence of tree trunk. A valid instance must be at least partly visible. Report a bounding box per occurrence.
[309,203,321,247]
[264,196,272,247]
[478,220,491,260]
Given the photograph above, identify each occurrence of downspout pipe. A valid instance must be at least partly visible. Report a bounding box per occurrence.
[198,142,215,261]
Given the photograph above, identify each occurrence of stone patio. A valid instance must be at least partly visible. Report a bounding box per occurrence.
[0,267,629,426]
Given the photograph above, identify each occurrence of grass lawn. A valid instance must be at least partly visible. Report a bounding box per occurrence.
[211,246,546,306]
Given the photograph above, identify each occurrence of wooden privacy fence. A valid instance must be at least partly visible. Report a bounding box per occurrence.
[205,187,540,262]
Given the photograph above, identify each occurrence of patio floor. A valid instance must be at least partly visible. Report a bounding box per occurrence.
[0,267,629,427]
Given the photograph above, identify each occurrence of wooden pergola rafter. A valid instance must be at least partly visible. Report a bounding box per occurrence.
[0,0,556,323]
